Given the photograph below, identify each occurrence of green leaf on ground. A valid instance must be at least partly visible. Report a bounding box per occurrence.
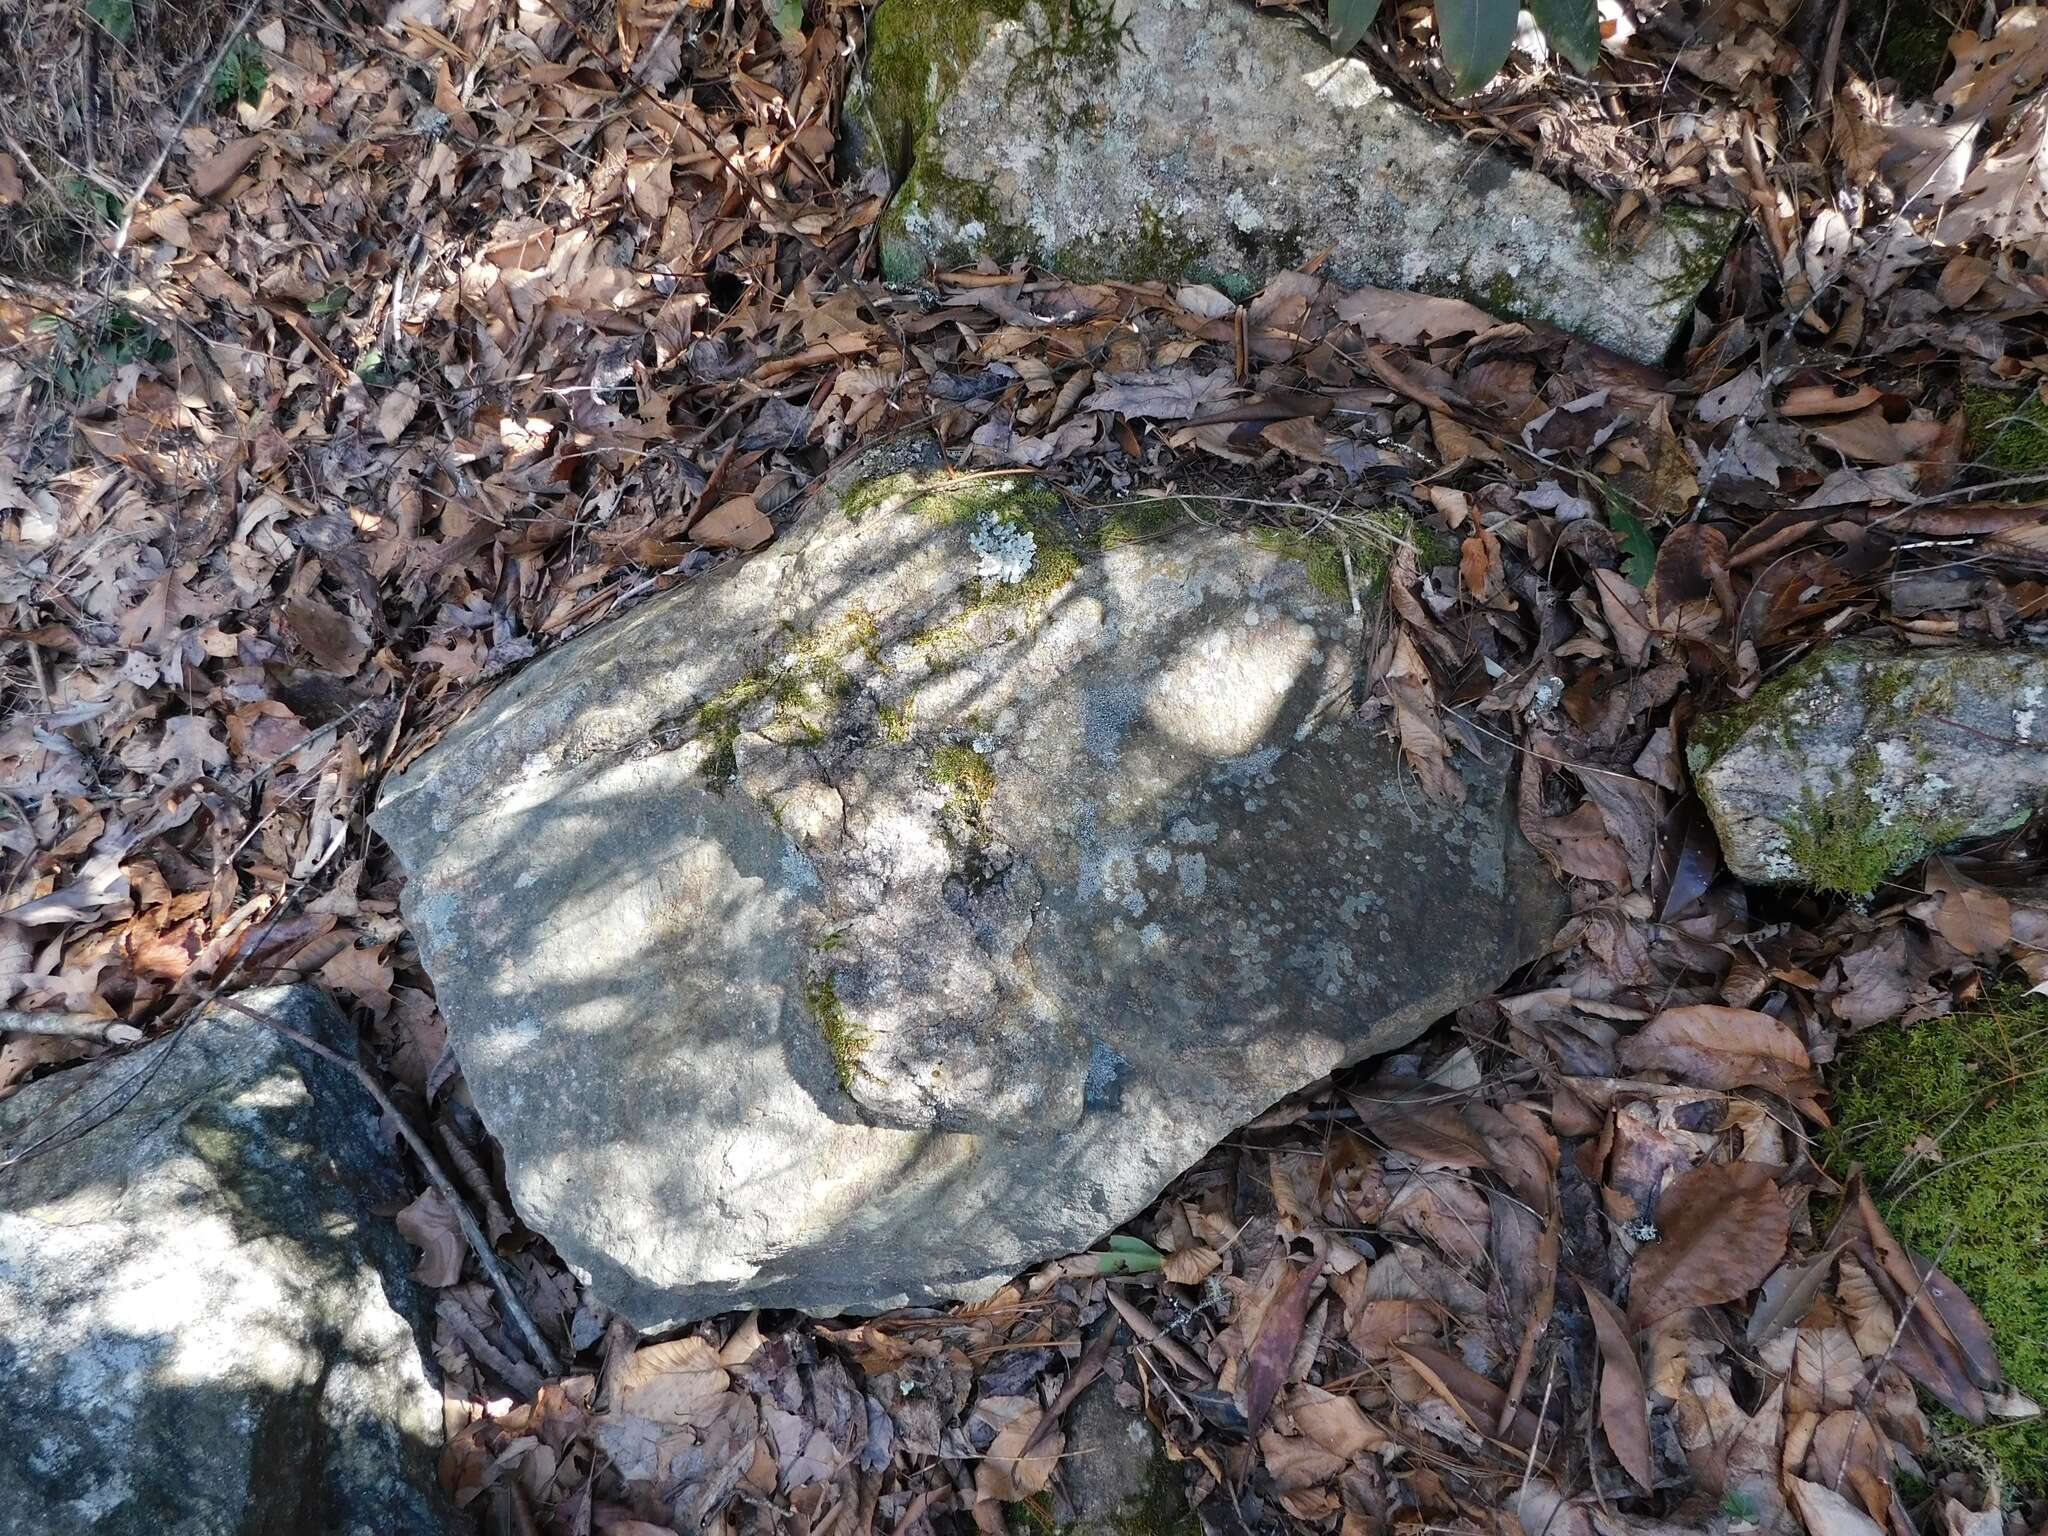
[1435,0,1518,92]
[1330,0,1386,53]
[1606,493,1657,586]
[1527,0,1600,70]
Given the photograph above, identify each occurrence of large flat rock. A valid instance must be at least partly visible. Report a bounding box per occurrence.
[0,986,452,1536]
[373,443,1563,1327]
[854,0,1731,364]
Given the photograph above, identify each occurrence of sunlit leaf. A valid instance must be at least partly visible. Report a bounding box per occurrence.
[1434,0,1518,92]
[1527,0,1600,71]
[1330,0,1386,53]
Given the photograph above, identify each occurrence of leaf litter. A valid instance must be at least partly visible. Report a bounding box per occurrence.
[5,0,2048,1529]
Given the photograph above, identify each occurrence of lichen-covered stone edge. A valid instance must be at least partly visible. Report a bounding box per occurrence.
[849,0,1737,348]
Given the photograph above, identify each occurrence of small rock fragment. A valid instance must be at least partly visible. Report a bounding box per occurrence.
[1691,639,2048,895]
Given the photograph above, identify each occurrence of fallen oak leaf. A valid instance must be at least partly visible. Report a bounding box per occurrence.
[1627,1159,1790,1330]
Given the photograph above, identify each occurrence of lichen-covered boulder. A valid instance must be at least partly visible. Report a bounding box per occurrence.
[0,987,453,1536]
[853,0,1730,364]
[1690,640,2048,896]
[372,441,1564,1327]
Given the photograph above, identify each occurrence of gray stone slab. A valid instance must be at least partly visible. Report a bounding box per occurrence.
[0,986,453,1536]
[1691,638,2048,893]
[853,0,1731,364]
[373,442,1563,1327]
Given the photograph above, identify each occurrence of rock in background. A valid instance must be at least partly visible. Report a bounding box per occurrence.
[374,442,1564,1327]
[0,986,453,1536]
[852,0,1730,364]
[1691,639,2048,895]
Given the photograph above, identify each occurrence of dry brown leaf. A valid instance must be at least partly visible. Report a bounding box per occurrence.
[1579,1282,1653,1489]
[190,136,266,200]
[1161,1244,1222,1284]
[1380,631,1464,807]
[393,1186,466,1287]
[1789,1476,1887,1536]
[1618,1004,1819,1101]
[689,494,775,551]
[976,1402,1058,1502]
[1628,1160,1790,1330]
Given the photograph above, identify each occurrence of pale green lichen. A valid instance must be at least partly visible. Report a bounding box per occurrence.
[1830,992,2048,1490]
[804,972,868,1092]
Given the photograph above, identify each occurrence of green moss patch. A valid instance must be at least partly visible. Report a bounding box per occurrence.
[1832,995,2048,1490]
[1251,510,1443,602]
[689,615,871,786]
[930,742,997,819]
[1781,748,1967,899]
[804,972,869,1093]
[1963,386,2048,488]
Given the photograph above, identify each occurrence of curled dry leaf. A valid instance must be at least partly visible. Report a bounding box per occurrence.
[1618,1004,1820,1103]
[1628,1160,1790,1330]
[393,1186,466,1288]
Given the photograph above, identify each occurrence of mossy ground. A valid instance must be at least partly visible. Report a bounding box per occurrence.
[930,742,996,819]
[1252,509,1450,602]
[1830,995,2048,1491]
[1963,386,2048,489]
[1689,651,1968,899]
[691,620,861,785]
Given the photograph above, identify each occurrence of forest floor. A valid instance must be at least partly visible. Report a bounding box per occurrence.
[5,0,2048,1532]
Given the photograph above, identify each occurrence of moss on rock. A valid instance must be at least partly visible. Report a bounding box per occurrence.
[1831,993,2048,1491]
[804,971,869,1092]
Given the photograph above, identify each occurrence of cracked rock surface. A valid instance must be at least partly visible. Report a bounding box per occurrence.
[0,986,452,1536]
[854,0,1731,364]
[373,442,1564,1326]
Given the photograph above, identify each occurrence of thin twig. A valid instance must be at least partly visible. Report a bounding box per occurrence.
[215,993,565,1378]
[100,0,266,272]
[0,1011,143,1045]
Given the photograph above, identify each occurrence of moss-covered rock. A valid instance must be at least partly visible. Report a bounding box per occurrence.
[1690,640,2048,896]
[852,0,1733,363]
[372,436,1565,1325]
[1832,994,2048,1490]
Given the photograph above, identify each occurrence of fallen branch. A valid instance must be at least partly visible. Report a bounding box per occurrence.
[215,993,565,1379]
[0,1011,144,1045]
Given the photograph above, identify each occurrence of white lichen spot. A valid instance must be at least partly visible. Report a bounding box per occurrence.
[780,841,821,892]
[968,513,1036,585]
[1225,189,1267,233]
[1139,922,1168,951]
[1170,817,1218,845]
[1176,852,1207,898]
[2018,684,2042,741]
[1524,675,1564,719]
[1144,847,1173,874]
